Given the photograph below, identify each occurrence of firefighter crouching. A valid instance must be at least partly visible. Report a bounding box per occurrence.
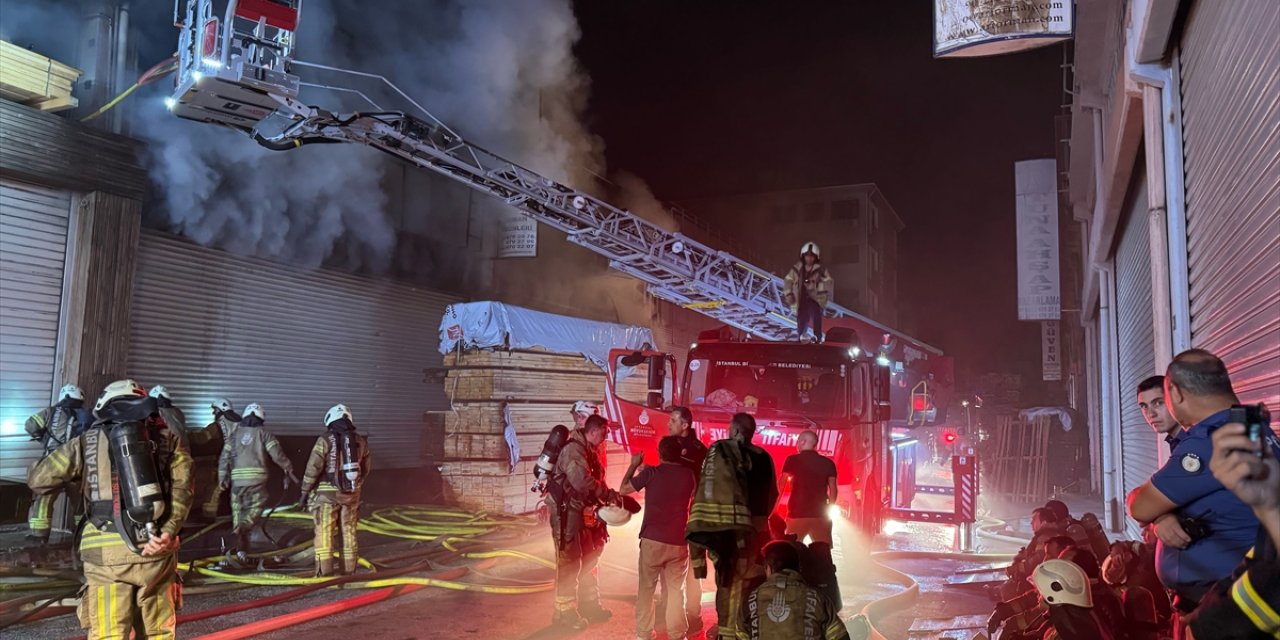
[25,383,91,544]
[27,379,193,639]
[219,403,297,558]
[547,413,622,630]
[298,404,370,577]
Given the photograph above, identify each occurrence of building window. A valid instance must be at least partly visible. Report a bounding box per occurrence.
[770,205,789,224]
[871,206,880,231]
[870,247,879,273]
[832,199,860,221]
[803,202,825,222]
[832,244,859,264]
[870,290,878,314]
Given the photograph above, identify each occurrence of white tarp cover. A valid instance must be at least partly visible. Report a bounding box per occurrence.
[438,301,655,371]
[1019,406,1074,432]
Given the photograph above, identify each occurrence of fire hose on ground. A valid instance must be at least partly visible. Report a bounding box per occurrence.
[0,504,558,635]
[845,516,1029,639]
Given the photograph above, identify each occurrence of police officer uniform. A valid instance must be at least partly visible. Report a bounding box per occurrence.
[298,404,370,576]
[1151,410,1280,608]
[27,380,193,639]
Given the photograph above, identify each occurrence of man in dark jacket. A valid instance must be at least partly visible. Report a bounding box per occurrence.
[664,405,709,632]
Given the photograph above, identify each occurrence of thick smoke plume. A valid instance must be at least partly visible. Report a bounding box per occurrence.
[133,0,605,268]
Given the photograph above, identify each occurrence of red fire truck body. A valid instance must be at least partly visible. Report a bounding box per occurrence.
[603,325,952,534]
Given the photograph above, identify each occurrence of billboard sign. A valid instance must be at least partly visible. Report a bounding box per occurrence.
[1015,159,1061,321]
[498,210,537,258]
[935,0,1074,58]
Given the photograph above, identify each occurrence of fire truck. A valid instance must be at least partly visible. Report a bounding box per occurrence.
[165,0,962,535]
[603,320,952,535]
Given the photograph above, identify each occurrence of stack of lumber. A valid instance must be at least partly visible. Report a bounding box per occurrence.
[986,414,1052,505]
[0,41,80,112]
[435,348,648,514]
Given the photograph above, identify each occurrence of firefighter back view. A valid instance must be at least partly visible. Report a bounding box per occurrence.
[193,398,241,520]
[148,385,188,444]
[298,404,370,576]
[27,379,193,639]
[24,383,91,545]
[219,403,297,558]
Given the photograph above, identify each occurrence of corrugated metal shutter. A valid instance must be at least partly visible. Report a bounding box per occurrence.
[1180,0,1280,409]
[128,233,462,469]
[0,180,71,480]
[1114,174,1157,539]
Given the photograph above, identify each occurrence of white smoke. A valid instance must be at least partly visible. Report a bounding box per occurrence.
[133,0,602,267]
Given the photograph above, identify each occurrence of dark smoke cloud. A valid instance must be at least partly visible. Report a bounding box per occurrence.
[132,0,605,268]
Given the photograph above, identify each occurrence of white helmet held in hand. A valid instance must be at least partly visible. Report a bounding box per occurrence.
[212,398,234,413]
[244,403,265,420]
[148,385,171,401]
[325,404,353,426]
[95,379,147,414]
[800,242,820,258]
[1032,559,1093,608]
[596,505,631,527]
[571,401,598,417]
[59,384,84,402]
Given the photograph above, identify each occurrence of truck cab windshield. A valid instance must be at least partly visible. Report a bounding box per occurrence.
[686,358,847,419]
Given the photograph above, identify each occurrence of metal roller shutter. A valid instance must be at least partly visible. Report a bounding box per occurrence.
[0,180,72,480]
[1180,0,1280,409]
[1114,174,1158,541]
[128,233,462,469]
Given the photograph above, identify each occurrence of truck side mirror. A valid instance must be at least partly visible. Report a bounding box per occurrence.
[647,355,667,409]
[874,366,892,422]
[621,352,646,367]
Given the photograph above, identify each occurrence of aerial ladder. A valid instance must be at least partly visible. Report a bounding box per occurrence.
[167,0,932,348]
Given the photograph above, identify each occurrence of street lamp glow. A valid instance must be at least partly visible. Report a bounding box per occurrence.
[163,97,177,110]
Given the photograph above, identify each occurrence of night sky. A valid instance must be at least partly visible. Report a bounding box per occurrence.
[574,1,1065,395]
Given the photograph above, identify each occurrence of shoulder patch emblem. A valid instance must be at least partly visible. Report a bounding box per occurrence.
[1181,453,1201,473]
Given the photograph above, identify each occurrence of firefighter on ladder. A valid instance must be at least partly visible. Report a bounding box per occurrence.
[27,379,193,639]
[784,242,834,343]
[24,383,91,546]
[298,404,370,576]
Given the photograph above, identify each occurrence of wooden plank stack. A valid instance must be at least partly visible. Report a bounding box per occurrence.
[0,41,81,112]
[435,348,648,514]
[986,414,1052,505]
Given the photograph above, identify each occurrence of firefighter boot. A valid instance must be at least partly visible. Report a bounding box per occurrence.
[317,558,336,577]
[552,609,588,631]
[580,603,613,624]
[342,556,359,576]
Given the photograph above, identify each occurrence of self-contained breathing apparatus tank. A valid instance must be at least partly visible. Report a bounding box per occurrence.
[336,431,362,493]
[108,419,168,552]
[94,386,168,554]
[531,424,571,494]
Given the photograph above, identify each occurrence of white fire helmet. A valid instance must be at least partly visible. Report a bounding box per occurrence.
[571,401,598,417]
[94,379,147,414]
[59,384,85,402]
[325,404,353,426]
[800,242,820,258]
[596,505,631,527]
[1032,559,1093,608]
[244,403,265,421]
[148,385,171,401]
[212,398,234,413]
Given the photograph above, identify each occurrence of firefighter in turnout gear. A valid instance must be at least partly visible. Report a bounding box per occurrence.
[687,412,779,640]
[783,242,834,343]
[218,403,296,557]
[195,398,241,519]
[148,385,188,444]
[298,404,370,577]
[743,541,850,640]
[548,414,619,630]
[24,383,91,543]
[27,379,193,640]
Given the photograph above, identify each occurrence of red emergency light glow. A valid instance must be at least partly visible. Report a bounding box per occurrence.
[943,431,958,444]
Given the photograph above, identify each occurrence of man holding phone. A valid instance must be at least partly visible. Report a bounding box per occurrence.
[1187,408,1280,639]
[1127,350,1276,619]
